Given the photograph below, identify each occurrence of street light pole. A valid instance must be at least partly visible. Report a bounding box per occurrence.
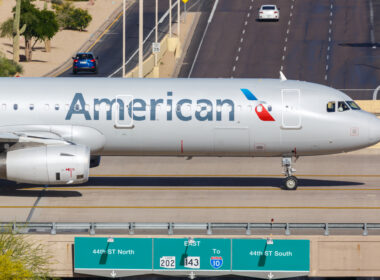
[138,0,143,78]
[169,0,172,37]
[122,0,126,77]
[155,0,158,66]
[177,0,180,38]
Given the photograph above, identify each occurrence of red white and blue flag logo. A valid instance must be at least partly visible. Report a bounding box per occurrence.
[210,256,223,269]
[241,88,275,121]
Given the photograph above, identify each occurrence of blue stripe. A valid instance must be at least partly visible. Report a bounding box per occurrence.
[241,89,257,101]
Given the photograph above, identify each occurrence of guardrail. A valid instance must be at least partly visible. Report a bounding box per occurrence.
[2,222,380,236]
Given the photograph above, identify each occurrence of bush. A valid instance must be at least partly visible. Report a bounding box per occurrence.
[54,2,92,31]
[0,55,23,77]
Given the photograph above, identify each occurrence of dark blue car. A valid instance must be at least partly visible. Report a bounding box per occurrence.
[72,52,98,74]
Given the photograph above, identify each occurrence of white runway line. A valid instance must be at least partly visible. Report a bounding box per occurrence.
[238,47,241,52]
[242,29,246,34]
[232,66,236,72]
[245,21,248,25]
[240,37,244,43]
[247,13,250,18]
[325,0,334,82]
[369,0,377,48]
[235,56,239,61]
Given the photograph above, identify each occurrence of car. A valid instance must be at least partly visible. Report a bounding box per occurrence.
[72,52,98,74]
[258,5,280,21]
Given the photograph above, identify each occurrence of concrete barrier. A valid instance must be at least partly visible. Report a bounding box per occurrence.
[28,234,380,278]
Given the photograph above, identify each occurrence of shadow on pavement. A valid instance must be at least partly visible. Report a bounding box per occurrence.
[339,42,380,48]
[0,180,82,197]
[81,176,364,189]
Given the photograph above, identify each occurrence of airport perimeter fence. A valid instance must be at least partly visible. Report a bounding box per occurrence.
[1,222,380,236]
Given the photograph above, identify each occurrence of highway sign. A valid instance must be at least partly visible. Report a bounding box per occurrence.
[153,238,231,271]
[152,42,161,54]
[232,239,310,272]
[74,237,152,271]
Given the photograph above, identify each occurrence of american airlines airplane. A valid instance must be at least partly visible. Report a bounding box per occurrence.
[0,77,379,190]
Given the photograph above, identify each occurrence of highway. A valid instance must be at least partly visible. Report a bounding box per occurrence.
[1,149,380,225]
[181,0,379,99]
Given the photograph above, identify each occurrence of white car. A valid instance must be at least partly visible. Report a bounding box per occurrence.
[259,5,280,21]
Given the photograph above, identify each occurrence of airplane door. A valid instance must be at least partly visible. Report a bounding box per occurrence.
[114,95,134,128]
[281,89,301,129]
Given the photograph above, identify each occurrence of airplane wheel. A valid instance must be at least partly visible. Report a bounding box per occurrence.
[283,176,298,190]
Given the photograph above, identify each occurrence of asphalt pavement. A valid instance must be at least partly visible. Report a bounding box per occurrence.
[59,0,173,77]
[180,0,379,99]
[2,150,380,224]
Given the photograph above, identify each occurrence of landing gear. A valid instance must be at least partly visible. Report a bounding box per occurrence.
[282,157,298,190]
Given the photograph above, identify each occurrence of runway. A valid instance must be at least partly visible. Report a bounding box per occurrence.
[1,150,380,224]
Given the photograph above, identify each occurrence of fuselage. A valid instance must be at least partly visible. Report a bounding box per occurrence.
[1,77,379,157]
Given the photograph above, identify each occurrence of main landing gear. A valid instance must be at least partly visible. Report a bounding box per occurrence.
[282,157,298,190]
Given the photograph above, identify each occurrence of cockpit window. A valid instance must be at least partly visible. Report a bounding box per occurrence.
[346,101,361,110]
[327,101,335,112]
[337,101,350,112]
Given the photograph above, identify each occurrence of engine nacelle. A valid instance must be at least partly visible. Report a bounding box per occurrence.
[0,144,90,185]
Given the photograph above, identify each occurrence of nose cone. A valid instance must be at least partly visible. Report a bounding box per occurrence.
[369,116,380,145]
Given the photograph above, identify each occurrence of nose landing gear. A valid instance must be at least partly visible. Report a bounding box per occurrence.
[282,157,298,190]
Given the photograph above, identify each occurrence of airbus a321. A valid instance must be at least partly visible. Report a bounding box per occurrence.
[0,76,378,190]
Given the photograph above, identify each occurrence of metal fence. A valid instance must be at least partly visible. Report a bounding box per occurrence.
[1,222,380,236]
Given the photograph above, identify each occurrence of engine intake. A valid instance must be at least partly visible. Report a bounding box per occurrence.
[0,144,90,185]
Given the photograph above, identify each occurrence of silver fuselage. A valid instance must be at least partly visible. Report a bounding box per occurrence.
[1,78,379,157]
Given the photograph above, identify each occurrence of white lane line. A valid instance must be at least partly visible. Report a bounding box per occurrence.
[285,37,288,42]
[245,21,248,26]
[240,37,244,43]
[329,28,332,33]
[287,29,290,34]
[242,29,246,34]
[238,47,241,52]
[369,0,377,48]
[235,56,239,61]
[326,55,329,60]
[249,5,252,10]
[280,65,284,71]
[188,0,219,77]
[284,46,287,52]
[331,4,333,9]
[325,74,328,80]
[233,66,236,72]
[330,11,333,16]
[247,13,250,18]
[288,20,291,25]
[327,46,330,51]
[328,37,331,42]
[291,5,294,9]
[290,12,293,17]
[326,65,329,70]
[282,55,285,61]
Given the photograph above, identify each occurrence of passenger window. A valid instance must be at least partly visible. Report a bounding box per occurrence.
[55,104,60,111]
[29,104,34,111]
[13,104,18,110]
[327,101,335,112]
[337,101,349,112]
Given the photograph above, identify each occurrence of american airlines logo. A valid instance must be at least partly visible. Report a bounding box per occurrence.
[241,89,275,121]
[65,90,275,122]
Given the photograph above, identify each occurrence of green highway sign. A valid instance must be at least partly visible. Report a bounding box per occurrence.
[154,238,231,271]
[74,237,152,270]
[232,239,310,272]
[74,237,310,278]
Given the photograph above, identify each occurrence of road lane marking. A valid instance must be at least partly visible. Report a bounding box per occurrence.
[233,66,236,72]
[1,206,380,210]
[240,38,244,43]
[235,56,239,61]
[188,0,219,77]
[238,47,241,52]
[242,29,246,34]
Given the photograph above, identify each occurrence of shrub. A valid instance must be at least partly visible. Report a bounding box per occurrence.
[0,55,23,77]
[54,2,92,31]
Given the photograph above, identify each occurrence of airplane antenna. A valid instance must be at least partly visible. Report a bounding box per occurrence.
[279,71,287,81]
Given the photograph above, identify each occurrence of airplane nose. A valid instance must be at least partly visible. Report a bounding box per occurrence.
[369,116,380,145]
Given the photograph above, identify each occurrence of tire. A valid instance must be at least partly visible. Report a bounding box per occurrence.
[283,176,298,190]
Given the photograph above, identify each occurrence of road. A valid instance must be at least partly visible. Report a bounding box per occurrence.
[180,0,379,99]
[1,150,380,226]
[59,0,172,77]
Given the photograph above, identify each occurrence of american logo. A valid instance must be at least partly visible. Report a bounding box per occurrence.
[241,88,275,121]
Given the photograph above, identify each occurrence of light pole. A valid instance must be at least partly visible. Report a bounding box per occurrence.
[138,0,143,78]
[155,0,158,66]
[177,0,180,38]
[122,0,126,77]
[169,0,172,37]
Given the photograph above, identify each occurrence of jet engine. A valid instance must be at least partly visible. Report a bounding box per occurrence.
[0,144,90,185]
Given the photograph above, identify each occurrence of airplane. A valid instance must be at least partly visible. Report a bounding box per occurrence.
[0,76,379,190]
